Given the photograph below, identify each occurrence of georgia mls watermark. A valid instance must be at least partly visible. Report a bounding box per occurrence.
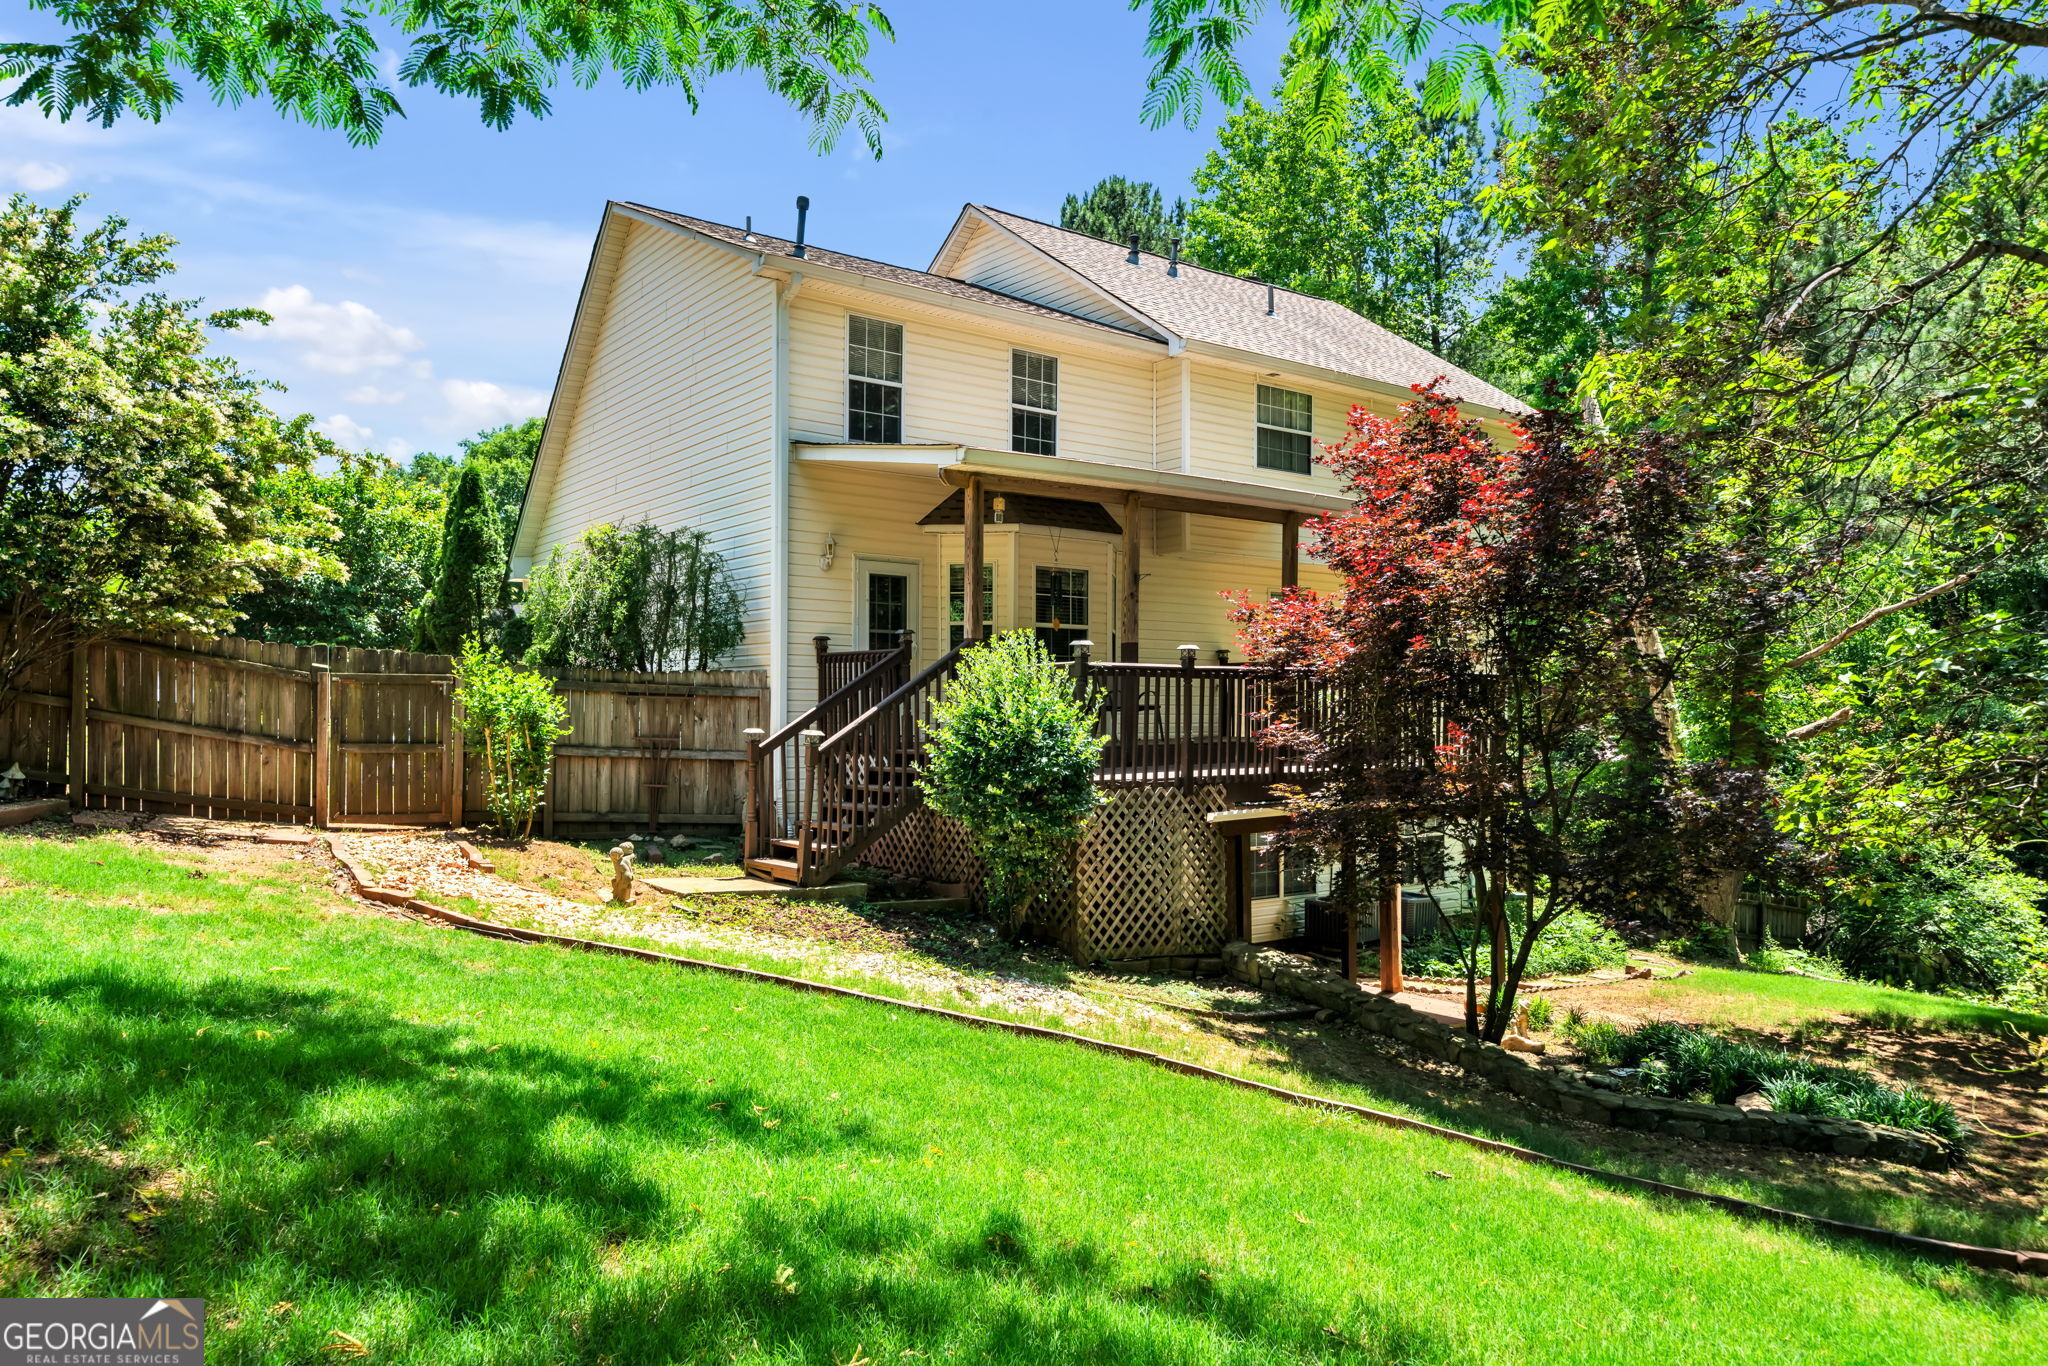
[1,1298,204,1365]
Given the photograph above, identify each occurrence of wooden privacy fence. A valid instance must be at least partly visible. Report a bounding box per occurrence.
[0,629,766,836]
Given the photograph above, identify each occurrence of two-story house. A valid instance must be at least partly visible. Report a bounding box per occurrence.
[513,199,1519,962]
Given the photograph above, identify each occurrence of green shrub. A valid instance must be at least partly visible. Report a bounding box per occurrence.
[1747,932,1846,979]
[918,632,1106,931]
[1560,1010,1625,1065]
[1819,845,2045,995]
[1596,1018,1964,1144]
[452,637,570,839]
[1521,995,1555,1033]
[1408,910,1627,979]
[523,522,745,670]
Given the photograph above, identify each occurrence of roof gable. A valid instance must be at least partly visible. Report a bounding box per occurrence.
[930,210,1162,335]
[955,206,1527,416]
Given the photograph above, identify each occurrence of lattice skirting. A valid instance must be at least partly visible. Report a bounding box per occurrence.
[864,803,983,899]
[1066,784,1231,963]
[861,787,1232,965]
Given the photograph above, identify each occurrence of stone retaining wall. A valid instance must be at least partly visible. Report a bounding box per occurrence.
[1224,941,1953,1169]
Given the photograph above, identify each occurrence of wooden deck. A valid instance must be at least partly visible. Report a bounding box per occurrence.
[743,644,1454,886]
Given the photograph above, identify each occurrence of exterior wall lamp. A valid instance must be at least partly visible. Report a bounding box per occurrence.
[991,494,1007,525]
[819,534,837,571]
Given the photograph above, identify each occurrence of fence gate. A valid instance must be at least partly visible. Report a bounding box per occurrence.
[327,671,457,826]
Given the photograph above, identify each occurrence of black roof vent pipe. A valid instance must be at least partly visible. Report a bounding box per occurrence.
[1266,283,1275,315]
[793,196,810,258]
[1126,234,1141,266]
[744,215,756,243]
[1168,237,1181,277]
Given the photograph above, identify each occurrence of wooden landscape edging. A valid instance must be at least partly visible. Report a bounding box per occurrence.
[317,837,2045,1280]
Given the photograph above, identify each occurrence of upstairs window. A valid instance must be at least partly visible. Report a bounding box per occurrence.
[848,315,904,443]
[1011,350,1059,455]
[1255,384,1313,474]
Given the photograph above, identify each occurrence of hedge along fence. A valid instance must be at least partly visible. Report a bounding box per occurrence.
[1225,942,1956,1169]
[0,627,766,835]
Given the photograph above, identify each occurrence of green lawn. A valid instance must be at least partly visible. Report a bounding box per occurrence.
[2,833,2044,1364]
[1612,962,2048,1036]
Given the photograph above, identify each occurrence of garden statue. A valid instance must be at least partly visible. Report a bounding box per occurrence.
[608,843,636,904]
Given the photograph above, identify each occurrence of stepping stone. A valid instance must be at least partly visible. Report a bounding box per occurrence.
[641,875,866,904]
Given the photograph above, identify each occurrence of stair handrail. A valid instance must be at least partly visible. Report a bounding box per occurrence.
[816,645,963,753]
[744,640,912,860]
[791,646,966,882]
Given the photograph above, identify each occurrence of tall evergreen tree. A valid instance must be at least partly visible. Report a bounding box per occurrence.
[413,465,504,654]
[408,416,542,548]
[1059,176,1184,254]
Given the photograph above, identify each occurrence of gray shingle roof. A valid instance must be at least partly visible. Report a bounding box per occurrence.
[620,203,1153,340]
[967,207,1527,415]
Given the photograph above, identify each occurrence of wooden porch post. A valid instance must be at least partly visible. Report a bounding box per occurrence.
[1377,822,1404,994]
[1280,513,1300,590]
[813,635,832,702]
[963,476,986,645]
[1120,491,1142,662]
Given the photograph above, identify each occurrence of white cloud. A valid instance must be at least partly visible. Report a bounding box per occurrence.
[428,218,590,285]
[2,160,71,192]
[438,378,549,432]
[344,384,408,405]
[316,413,375,449]
[250,285,423,375]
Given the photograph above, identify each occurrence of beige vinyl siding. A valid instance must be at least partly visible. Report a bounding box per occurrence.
[1185,360,1403,492]
[787,286,1159,467]
[946,221,1148,330]
[785,463,949,705]
[529,220,780,668]
[1249,896,1299,945]
[1136,512,1340,664]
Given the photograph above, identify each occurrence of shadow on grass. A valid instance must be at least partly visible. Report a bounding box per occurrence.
[0,957,1449,1363]
[1184,1008,2048,1262]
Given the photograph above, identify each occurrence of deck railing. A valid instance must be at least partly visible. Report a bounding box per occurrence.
[797,647,966,879]
[813,635,911,704]
[747,644,1465,884]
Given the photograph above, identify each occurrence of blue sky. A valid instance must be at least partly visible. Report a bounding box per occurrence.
[1,2,1289,461]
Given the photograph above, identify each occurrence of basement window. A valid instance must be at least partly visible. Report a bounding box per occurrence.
[1011,349,1059,456]
[1255,384,1313,474]
[848,315,904,443]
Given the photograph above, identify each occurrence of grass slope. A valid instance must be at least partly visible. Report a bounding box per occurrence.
[1610,964,2048,1036]
[1,833,2043,1365]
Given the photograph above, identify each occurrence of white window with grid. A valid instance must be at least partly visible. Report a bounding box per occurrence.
[847,315,904,443]
[1255,384,1313,474]
[1010,350,1059,456]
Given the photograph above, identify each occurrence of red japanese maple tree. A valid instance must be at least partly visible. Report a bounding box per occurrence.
[1233,383,1702,1038]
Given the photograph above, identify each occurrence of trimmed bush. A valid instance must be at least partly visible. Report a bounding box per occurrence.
[919,632,1106,931]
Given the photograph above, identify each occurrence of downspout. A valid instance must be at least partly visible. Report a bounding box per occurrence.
[767,262,803,725]
[1173,343,1193,474]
